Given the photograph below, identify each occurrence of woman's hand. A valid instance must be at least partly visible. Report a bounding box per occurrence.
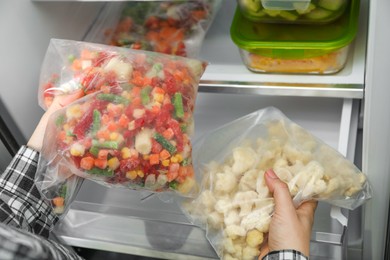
[259,169,318,259]
[27,90,83,152]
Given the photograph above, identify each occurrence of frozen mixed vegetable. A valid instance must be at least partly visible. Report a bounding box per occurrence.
[101,0,221,57]
[37,39,207,198]
[39,39,206,110]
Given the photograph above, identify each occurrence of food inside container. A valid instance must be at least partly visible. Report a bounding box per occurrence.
[85,0,222,58]
[237,0,350,24]
[230,0,360,74]
[183,107,372,259]
[36,39,208,212]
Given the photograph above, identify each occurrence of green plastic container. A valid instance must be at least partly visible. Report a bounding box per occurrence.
[238,0,350,24]
[231,0,360,74]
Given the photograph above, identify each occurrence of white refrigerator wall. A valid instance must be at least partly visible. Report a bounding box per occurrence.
[0,1,103,139]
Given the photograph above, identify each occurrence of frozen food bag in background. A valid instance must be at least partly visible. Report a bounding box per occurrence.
[85,0,222,58]
[38,38,206,110]
[182,106,372,259]
[36,39,207,215]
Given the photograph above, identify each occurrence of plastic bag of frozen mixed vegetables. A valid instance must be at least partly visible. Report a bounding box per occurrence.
[84,0,222,58]
[182,106,372,260]
[38,38,207,110]
[35,39,207,216]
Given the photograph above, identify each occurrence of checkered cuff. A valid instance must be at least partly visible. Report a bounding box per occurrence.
[0,146,58,238]
[262,249,309,260]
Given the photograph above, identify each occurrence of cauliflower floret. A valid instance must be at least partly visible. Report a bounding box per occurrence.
[231,147,257,174]
[223,237,236,255]
[225,225,246,239]
[267,120,288,141]
[274,167,294,183]
[253,198,274,214]
[223,254,238,260]
[242,245,260,260]
[198,190,217,211]
[224,209,241,226]
[283,143,312,165]
[241,208,272,232]
[207,211,223,229]
[215,198,234,214]
[233,243,243,259]
[255,171,269,198]
[215,172,237,194]
[288,161,327,199]
[232,191,258,217]
[238,169,259,191]
[256,149,279,171]
[273,157,288,168]
[290,123,317,151]
[245,229,264,247]
[322,176,342,197]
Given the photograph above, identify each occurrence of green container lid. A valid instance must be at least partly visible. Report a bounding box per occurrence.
[230,0,360,59]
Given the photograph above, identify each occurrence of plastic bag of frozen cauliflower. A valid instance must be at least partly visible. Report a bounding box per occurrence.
[182,106,372,260]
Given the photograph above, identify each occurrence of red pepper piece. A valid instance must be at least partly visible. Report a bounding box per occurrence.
[73,100,107,140]
[168,119,184,152]
[119,157,140,172]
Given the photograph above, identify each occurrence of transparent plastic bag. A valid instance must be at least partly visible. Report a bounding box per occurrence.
[36,39,207,213]
[86,0,222,58]
[182,106,372,259]
[38,38,207,110]
[35,157,83,217]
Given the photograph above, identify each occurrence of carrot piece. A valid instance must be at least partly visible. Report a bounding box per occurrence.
[108,122,118,132]
[80,156,94,170]
[53,197,65,207]
[159,149,171,160]
[72,59,82,71]
[167,170,179,182]
[162,128,175,140]
[153,87,165,95]
[118,114,129,128]
[58,131,67,142]
[132,97,142,107]
[149,154,160,165]
[94,158,108,169]
[167,163,180,181]
[96,130,110,140]
[97,149,109,160]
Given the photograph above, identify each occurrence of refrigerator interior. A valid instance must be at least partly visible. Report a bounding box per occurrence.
[2,0,389,259]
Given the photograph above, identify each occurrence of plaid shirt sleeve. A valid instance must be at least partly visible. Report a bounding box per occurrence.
[0,146,84,260]
[0,146,58,238]
[262,249,309,260]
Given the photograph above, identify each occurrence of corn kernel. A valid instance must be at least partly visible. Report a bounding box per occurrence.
[108,157,120,170]
[110,132,119,141]
[66,104,83,119]
[170,156,179,163]
[126,171,138,180]
[70,143,85,156]
[175,154,183,163]
[162,160,170,167]
[121,147,131,159]
[153,93,164,103]
[137,170,144,178]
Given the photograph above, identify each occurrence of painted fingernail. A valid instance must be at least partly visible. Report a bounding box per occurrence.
[266,169,278,179]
